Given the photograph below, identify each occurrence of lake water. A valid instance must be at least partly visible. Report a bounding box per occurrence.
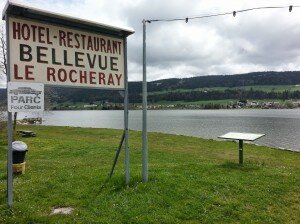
[18,109,300,152]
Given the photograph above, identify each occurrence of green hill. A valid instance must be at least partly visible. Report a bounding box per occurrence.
[1,71,300,108]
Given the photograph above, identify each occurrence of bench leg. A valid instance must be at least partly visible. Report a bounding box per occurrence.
[239,140,243,164]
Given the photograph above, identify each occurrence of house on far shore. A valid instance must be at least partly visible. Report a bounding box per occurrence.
[83,104,98,108]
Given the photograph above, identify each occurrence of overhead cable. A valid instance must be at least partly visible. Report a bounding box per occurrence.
[145,5,299,23]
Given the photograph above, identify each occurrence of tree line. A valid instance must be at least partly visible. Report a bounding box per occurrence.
[1,71,300,106]
[143,89,300,103]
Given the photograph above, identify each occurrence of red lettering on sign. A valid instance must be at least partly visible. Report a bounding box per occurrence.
[58,68,67,82]
[112,41,118,54]
[74,33,80,48]
[59,30,66,46]
[67,32,73,48]
[25,65,35,80]
[12,22,53,44]
[31,25,37,42]
[99,73,106,85]
[46,28,53,44]
[38,26,45,43]
[100,38,106,53]
[118,42,122,55]
[107,40,112,53]
[94,37,99,51]
[12,22,21,40]
[80,71,87,83]
[47,67,56,81]
[69,70,77,83]
[13,64,35,80]
[21,24,30,40]
[89,71,96,84]
[107,73,114,85]
[115,74,122,86]
[13,64,23,80]
[87,36,93,50]
[81,34,86,50]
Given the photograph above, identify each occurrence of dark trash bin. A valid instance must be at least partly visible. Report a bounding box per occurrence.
[12,141,28,164]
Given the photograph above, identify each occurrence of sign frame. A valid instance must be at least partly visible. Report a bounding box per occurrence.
[3,1,134,207]
[7,10,128,90]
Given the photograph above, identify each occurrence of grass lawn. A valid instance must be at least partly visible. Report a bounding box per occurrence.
[0,125,299,223]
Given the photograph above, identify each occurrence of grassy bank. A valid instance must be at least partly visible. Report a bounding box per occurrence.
[0,126,299,223]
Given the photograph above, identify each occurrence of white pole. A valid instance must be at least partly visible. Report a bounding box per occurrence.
[142,20,148,182]
[124,37,130,185]
[5,14,13,207]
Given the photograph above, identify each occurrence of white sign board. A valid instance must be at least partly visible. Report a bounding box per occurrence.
[218,132,265,141]
[7,82,44,112]
[9,17,125,89]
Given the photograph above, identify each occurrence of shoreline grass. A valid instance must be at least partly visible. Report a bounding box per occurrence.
[0,125,299,223]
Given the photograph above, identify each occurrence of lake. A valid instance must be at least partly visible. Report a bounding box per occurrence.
[17,109,300,152]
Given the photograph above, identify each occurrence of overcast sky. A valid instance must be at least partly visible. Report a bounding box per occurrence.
[1,0,300,87]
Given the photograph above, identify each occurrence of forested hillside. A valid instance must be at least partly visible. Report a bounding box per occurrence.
[1,71,300,108]
[129,71,300,94]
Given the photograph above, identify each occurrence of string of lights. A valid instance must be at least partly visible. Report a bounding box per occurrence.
[144,5,300,23]
[142,5,300,180]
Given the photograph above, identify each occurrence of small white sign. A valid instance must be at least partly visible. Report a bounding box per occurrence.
[7,82,44,112]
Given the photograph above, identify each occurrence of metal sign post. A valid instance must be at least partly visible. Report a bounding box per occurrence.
[3,1,134,207]
[142,20,148,182]
[239,140,243,164]
[5,14,13,208]
[218,132,265,164]
[124,37,130,185]
[6,114,13,207]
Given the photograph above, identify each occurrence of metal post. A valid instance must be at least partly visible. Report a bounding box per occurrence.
[108,131,125,179]
[239,140,243,164]
[5,15,13,207]
[7,115,13,207]
[124,37,130,185]
[142,20,148,182]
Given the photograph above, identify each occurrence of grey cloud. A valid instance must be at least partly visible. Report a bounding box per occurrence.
[125,1,300,80]
[212,12,300,67]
